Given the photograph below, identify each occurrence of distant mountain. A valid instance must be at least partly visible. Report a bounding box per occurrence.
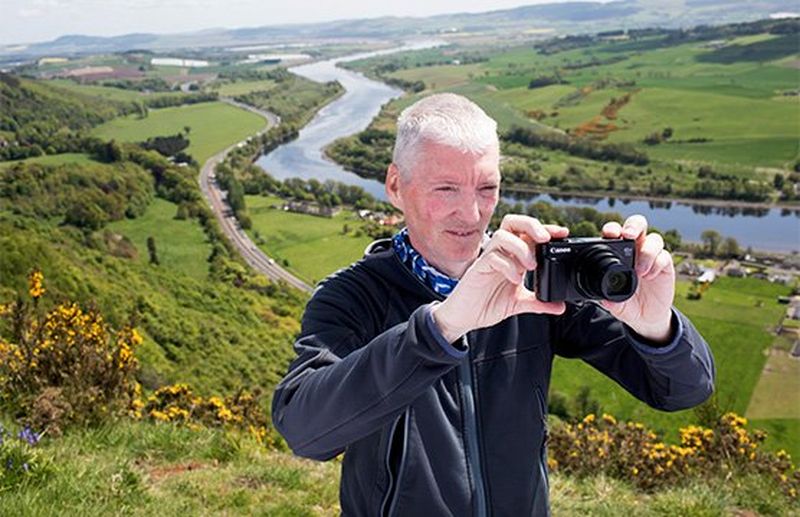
[1,0,793,61]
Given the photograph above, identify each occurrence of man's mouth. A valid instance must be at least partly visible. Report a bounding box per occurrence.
[445,229,478,238]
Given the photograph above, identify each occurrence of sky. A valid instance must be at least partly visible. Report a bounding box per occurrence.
[0,0,601,46]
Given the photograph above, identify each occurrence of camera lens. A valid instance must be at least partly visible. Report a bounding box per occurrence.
[575,245,637,302]
[606,270,631,295]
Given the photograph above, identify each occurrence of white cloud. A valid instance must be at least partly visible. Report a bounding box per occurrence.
[17,8,44,17]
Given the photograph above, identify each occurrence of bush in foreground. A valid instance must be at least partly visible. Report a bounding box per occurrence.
[548,412,799,501]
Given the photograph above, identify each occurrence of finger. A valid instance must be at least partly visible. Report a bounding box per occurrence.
[643,249,673,281]
[621,214,648,242]
[500,214,552,244]
[543,224,570,238]
[485,251,525,284]
[602,221,622,239]
[512,289,566,316]
[600,299,626,317]
[636,232,665,276]
[485,229,537,270]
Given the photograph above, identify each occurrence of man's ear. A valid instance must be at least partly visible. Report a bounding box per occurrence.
[385,163,404,211]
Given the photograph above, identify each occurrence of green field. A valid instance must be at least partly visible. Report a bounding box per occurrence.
[551,276,797,457]
[383,32,800,169]
[107,198,212,282]
[0,152,97,170]
[92,101,265,163]
[47,79,187,103]
[747,350,800,419]
[244,195,374,284]
[211,79,277,97]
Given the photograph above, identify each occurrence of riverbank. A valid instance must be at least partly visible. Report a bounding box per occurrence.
[503,183,800,212]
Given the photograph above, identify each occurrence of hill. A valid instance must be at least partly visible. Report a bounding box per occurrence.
[1,1,792,59]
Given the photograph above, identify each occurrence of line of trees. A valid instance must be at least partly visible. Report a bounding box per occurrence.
[504,125,650,166]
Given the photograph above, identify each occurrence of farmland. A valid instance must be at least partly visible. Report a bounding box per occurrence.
[338,21,800,205]
[92,101,265,163]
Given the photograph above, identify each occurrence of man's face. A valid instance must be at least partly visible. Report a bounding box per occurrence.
[386,139,500,278]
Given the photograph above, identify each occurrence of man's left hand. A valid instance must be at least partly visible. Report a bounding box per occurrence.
[600,215,675,344]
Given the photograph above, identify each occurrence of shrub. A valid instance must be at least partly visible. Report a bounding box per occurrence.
[135,383,279,449]
[548,412,799,500]
[0,269,142,435]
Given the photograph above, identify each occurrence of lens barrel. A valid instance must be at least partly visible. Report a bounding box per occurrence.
[575,245,637,302]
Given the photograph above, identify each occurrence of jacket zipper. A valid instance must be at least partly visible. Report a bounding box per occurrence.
[534,386,549,493]
[460,337,489,517]
[391,252,490,516]
[381,409,409,517]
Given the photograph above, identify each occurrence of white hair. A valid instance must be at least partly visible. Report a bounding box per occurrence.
[392,93,499,180]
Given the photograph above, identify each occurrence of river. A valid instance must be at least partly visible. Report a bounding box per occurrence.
[256,43,800,253]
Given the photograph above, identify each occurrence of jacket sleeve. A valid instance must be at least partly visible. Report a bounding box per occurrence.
[271,273,467,461]
[551,302,716,412]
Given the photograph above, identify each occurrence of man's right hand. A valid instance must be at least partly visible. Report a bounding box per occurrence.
[430,215,568,343]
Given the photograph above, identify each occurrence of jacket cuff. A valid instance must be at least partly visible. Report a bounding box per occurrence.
[623,307,684,355]
[422,303,469,359]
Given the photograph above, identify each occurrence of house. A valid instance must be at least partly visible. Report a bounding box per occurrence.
[379,214,404,226]
[726,267,746,278]
[697,270,716,284]
[677,260,703,277]
[283,201,340,218]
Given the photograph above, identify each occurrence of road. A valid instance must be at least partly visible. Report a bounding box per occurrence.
[198,98,313,293]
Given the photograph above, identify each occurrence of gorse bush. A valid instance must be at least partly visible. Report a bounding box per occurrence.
[0,269,141,434]
[548,412,799,501]
[134,383,279,449]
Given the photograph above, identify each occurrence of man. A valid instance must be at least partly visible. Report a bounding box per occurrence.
[271,93,715,516]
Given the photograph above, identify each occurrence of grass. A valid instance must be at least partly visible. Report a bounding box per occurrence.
[371,31,800,169]
[244,195,374,285]
[47,79,188,103]
[107,198,213,282]
[0,212,305,396]
[211,80,277,97]
[746,350,800,419]
[550,276,795,453]
[92,102,266,163]
[3,418,795,515]
[0,153,97,170]
[0,419,341,516]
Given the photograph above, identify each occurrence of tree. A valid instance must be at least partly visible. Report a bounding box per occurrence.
[571,220,599,237]
[773,173,785,190]
[663,229,682,251]
[701,229,722,257]
[573,386,601,420]
[721,237,740,258]
[147,236,160,265]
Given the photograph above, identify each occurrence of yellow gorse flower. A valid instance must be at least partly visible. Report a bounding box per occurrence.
[27,269,45,299]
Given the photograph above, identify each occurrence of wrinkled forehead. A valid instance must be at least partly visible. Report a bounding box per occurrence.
[413,140,500,184]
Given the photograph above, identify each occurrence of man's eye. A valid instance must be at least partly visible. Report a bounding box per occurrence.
[480,186,498,192]
[435,186,456,192]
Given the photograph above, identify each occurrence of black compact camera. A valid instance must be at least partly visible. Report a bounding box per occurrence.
[524,237,638,303]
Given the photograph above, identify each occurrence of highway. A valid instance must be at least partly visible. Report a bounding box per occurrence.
[198,98,313,294]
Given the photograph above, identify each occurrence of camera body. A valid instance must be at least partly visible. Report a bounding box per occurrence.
[525,237,638,303]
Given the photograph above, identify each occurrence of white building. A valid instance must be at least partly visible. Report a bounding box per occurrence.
[151,58,210,67]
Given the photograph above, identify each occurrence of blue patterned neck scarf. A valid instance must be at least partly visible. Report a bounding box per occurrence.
[393,227,490,297]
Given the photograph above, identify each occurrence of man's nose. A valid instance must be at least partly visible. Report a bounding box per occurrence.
[457,191,482,224]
